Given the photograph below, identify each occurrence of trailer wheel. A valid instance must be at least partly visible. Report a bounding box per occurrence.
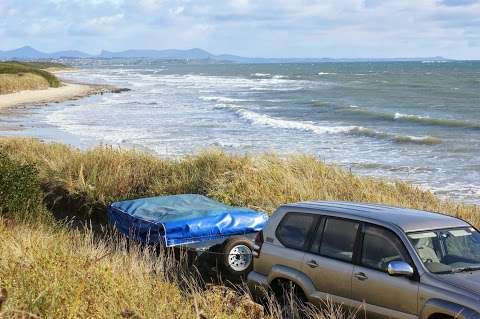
[222,236,253,277]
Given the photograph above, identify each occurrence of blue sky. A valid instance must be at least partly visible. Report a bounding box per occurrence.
[1,0,479,59]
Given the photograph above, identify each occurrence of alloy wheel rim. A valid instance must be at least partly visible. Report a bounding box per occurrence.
[228,244,252,272]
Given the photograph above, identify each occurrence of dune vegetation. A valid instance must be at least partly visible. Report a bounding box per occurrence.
[0,61,64,94]
[0,73,51,94]
[0,136,479,318]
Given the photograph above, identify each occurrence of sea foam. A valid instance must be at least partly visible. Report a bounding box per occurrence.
[236,109,356,135]
[199,96,245,103]
[251,73,271,78]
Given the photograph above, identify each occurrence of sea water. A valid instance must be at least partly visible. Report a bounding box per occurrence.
[1,60,479,204]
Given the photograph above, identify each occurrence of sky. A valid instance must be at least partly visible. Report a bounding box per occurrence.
[0,0,479,59]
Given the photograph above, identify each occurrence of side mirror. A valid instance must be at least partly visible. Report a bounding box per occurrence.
[387,261,414,277]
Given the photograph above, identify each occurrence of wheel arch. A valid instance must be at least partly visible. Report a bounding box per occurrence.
[427,314,454,319]
[421,299,480,319]
[267,264,316,301]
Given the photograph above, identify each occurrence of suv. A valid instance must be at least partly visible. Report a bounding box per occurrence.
[248,201,480,319]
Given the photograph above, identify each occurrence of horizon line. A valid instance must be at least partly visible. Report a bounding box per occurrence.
[0,45,470,61]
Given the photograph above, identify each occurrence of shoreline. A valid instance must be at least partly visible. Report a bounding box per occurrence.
[0,65,478,207]
[0,80,125,110]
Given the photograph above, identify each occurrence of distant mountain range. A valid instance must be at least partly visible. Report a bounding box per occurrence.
[0,46,452,63]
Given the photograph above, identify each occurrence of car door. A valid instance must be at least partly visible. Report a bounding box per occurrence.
[273,212,319,273]
[302,217,360,307]
[352,224,419,319]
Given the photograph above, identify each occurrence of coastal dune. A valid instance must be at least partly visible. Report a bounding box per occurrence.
[0,82,116,109]
[0,61,123,110]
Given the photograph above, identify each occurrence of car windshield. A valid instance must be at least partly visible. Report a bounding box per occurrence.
[407,227,480,274]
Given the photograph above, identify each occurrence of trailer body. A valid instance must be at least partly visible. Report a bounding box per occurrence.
[107,194,267,247]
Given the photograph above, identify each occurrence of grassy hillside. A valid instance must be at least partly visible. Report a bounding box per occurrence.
[0,137,478,318]
[1,137,478,225]
[3,60,69,70]
[0,61,62,94]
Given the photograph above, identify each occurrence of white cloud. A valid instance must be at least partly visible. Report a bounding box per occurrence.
[0,0,479,58]
[135,0,165,11]
[229,0,251,12]
[69,14,125,36]
[169,6,184,16]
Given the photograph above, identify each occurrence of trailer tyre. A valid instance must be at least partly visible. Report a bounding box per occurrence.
[222,236,254,277]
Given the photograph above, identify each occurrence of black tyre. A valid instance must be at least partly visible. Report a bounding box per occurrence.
[221,236,254,277]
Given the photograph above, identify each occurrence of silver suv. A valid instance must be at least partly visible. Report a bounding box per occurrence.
[248,201,480,319]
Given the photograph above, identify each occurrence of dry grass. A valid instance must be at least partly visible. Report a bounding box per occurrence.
[1,137,478,226]
[0,217,352,319]
[0,73,50,94]
[0,137,479,318]
[0,218,266,319]
[0,61,61,95]
[0,217,356,319]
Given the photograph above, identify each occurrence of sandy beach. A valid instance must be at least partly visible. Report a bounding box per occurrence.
[0,82,117,110]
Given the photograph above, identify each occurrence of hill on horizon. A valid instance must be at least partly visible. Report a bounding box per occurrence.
[0,45,452,63]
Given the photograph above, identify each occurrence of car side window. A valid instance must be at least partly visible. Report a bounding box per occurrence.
[276,213,316,250]
[320,218,359,262]
[361,225,410,272]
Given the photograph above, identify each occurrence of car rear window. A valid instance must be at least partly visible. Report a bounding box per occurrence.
[320,218,359,262]
[276,213,316,250]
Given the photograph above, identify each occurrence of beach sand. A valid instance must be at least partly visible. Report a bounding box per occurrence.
[0,82,117,110]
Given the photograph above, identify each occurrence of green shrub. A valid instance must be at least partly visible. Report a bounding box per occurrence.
[0,152,44,219]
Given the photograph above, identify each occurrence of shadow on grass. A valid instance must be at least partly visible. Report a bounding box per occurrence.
[42,182,108,230]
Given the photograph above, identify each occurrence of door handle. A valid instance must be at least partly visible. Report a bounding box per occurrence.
[306,260,319,268]
[354,272,368,281]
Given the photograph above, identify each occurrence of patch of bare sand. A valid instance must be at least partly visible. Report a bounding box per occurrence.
[0,82,119,110]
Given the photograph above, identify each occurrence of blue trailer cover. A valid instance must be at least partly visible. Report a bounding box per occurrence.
[107,194,268,247]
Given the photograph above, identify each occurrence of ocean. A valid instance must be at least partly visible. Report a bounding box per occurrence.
[1,60,479,204]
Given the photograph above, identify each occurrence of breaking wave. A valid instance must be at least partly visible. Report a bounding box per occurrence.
[349,127,442,145]
[199,96,247,103]
[250,73,287,79]
[249,86,304,92]
[393,135,442,145]
[224,107,442,145]
[236,109,356,134]
[393,112,480,128]
[346,106,480,129]
[251,73,271,78]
